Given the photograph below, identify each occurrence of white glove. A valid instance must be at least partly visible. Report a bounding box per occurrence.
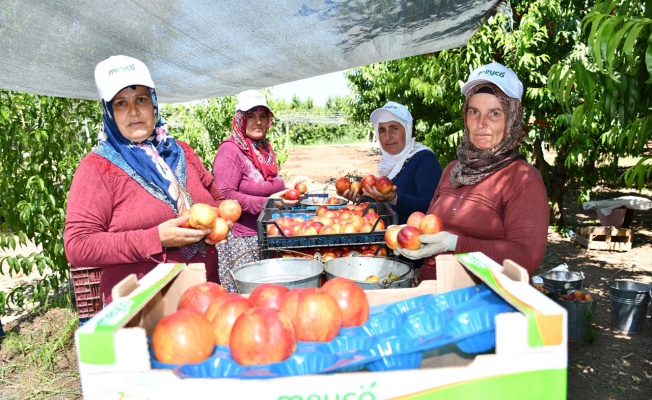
[394,231,458,260]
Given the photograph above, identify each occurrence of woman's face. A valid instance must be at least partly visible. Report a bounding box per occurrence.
[245,107,270,140]
[111,85,156,143]
[378,121,406,155]
[465,93,506,150]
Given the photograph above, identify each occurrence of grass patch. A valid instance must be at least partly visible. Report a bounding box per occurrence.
[0,306,81,399]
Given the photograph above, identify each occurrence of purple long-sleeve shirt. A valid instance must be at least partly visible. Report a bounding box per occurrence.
[213,141,286,237]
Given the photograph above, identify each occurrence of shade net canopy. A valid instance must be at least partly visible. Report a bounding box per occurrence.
[0,0,502,103]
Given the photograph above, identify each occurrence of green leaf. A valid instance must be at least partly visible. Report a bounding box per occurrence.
[595,17,621,74]
[622,21,646,59]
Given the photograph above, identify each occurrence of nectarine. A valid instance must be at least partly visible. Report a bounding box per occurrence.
[295,181,308,194]
[283,189,301,201]
[350,180,362,196]
[419,214,443,235]
[397,225,422,250]
[384,224,403,250]
[207,217,230,242]
[188,203,218,230]
[218,199,242,223]
[360,174,377,190]
[335,177,351,195]
[406,211,426,229]
[375,175,393,195]
[179,209,191,228]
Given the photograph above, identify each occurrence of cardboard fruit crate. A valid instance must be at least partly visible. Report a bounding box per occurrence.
[256,200,397,258]
[71,266,103,320]
[74,253,568,399]
[574,226,634,251]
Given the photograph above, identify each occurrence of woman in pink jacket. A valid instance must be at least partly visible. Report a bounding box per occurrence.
[64,55,225,305]
[213,90,296,292]
[395,62,549,283]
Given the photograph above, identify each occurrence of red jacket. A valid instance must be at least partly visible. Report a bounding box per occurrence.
[421,159,549,281]
[64,141,224,304]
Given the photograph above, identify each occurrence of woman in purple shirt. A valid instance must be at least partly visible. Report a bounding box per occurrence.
[213,90,296,292]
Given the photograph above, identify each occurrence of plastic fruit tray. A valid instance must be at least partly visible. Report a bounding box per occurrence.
[256,201,397,256]
[149,284,516,379]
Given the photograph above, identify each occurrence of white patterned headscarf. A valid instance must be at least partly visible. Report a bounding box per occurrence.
[371,102,432,179]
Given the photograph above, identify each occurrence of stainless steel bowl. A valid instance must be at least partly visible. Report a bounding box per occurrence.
[229,257,323,294]
[540,270,585,292]
[323,256,413,290]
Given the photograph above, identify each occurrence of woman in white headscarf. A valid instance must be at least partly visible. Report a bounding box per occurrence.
[344,101,442,225]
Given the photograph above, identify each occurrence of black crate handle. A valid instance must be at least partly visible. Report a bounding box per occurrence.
[231,246,318,269]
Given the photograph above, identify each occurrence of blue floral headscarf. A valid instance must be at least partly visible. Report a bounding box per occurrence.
[94,86,190,213]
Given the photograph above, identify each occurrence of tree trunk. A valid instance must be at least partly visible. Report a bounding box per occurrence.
[532,137,548,178]
[548,147,569,226]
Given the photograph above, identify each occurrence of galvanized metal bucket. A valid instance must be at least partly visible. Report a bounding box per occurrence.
[229,257,323,294]
[553,290,600,342]
[607,280,652,334]
[323,256,413,290]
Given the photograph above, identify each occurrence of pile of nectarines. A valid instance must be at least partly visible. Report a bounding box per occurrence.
[335,174,394,197]
[265,203,386,237]
[151,278,370,367]
[277,244,388,261]
[384,211,443,250]
[180,200,242,242]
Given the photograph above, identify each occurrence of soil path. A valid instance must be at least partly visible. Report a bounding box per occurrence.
[279,143,381,192]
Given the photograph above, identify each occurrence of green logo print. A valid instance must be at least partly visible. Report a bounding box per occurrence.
[108,63,136,76]
[477,69,505,79]
[278,382,378,400]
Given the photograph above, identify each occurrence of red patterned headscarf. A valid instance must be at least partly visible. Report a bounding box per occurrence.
[224,106,278,181]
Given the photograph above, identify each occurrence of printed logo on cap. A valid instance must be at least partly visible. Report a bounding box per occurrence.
[108,63,136,76]
[477,69,506,79]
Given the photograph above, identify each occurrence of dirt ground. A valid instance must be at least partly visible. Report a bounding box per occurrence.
[1,143,651,400]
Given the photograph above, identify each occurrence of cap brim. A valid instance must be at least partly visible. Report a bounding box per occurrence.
[461,78,519,99]
[370,108,399,124]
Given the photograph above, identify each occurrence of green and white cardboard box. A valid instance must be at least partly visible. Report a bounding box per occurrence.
[75,252,568,399]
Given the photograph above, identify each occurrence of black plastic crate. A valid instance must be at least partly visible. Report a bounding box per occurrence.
[274,194,349,211]
[257,200,397,258]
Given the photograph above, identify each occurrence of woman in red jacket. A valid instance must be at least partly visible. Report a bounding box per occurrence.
[395,62,549,282]
[64,55,225,305]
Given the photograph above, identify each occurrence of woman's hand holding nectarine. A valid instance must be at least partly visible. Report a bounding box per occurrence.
[361,185,398,205]
[158,216,212,248]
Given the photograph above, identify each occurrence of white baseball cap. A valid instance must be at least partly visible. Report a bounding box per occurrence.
[369,101,414,125]
[94,55,155,102]
[461,62,523,100]
[236,89,271,112]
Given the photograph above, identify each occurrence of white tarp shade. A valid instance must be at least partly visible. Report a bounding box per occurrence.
[0,0,502,103]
